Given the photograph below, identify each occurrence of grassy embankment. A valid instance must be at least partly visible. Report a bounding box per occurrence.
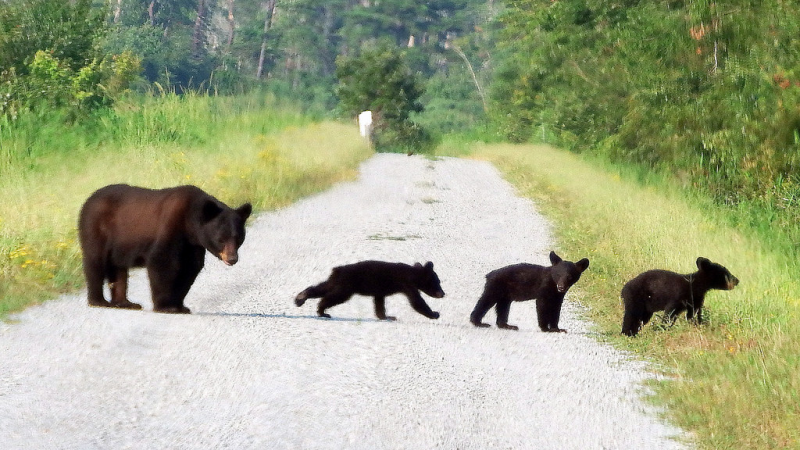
[451,142,799,449]
[0,94,371,317]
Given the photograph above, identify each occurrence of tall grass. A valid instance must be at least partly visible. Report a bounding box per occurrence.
[0,93,371,317]
[460,143,800,449]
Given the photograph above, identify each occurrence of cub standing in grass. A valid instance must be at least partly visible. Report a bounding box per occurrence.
[295,260,445,320]
[621,257,739,336]
[470,251,590,332]
[78,184,252,314]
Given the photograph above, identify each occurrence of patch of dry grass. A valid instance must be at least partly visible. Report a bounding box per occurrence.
[0,105,370,316]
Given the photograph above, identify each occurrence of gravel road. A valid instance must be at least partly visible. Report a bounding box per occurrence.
[0,154,689,449]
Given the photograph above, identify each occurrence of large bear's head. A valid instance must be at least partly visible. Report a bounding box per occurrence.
[548,251,590,293]
[696,257,739,290]
[198,200,252,266]
[414,261,446,298]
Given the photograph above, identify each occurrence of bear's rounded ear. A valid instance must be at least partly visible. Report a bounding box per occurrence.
[424,261,434,271]
[696,257,711,270]
[237,203,253,221]
[414,262,423,269]
[201,200,223,222]
[576,258,590,272]
[549,251,562,265]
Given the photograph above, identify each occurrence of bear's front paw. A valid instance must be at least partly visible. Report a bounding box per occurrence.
[154,305,191,314]
[318,312,332,319]
[383,315,397,321]
[497,323,519,331]
[471,321,491,328]
[430,311,440,320]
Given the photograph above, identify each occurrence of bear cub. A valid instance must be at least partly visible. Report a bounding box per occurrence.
[78,184,252,314]
[621,257,739,336]
[295,260,446,320]
[470,251,589,332]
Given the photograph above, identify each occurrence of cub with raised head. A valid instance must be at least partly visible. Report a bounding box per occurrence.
[78,184,252,314]
[621,257,739,336]
[470,251,590,332]
[295,260,445,320]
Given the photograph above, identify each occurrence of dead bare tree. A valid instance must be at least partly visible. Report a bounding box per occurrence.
[256,0,278,79]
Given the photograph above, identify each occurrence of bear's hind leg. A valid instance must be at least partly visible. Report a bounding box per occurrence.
[295,281,332,306]
[84,258,111,307]
[109,268,142,310]
[496,300,518,331]
[316,289,352,318]
[470,288,499,328]
[621,307,644,336]
[373,296,397,321]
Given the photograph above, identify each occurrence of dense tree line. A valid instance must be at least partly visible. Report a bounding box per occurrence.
[1,0,493,148]
[492,0,800,243]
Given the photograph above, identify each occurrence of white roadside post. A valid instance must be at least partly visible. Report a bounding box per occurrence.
[358,110,372,148]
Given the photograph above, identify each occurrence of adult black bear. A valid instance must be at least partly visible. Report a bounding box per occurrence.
[78,184,252,314]
[470,251,590,332]
[620,257,739,336]
[295,260,446,320]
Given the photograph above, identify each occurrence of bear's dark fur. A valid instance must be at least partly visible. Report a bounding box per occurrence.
[620,257,739,336]
[470,251,589,332]
[295,260,446,320]
[78,184,252,314]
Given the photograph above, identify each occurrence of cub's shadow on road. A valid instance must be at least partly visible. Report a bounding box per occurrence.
[195,311,382,323]
[194,311,598,335]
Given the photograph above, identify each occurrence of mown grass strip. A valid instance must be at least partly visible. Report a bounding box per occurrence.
[0,96,371,317]
[462,142,799,450]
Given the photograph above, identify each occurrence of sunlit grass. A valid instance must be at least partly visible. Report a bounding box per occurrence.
[459,142,800,449]
[0,95,371,317]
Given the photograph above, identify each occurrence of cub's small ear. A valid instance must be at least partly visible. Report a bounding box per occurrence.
[201,200,223,222]
[414,262,423,269]
[549,251,562,265]
[696,257,711,270]
[576,258,590,272]
[424,261,434,270]
[237,203,253,221]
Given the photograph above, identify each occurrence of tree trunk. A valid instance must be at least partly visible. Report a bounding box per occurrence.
[226,0,236,50]
[256,0,277,79]
[191,0,208,58]
[113,0,122,23]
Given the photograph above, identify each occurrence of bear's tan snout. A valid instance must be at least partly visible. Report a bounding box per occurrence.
[219,243,239,266]
[726,275,739,290]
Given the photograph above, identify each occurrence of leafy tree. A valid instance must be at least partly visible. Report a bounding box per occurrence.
[0,0,106,75]
[336,46,432,152]
[0,0,140,118]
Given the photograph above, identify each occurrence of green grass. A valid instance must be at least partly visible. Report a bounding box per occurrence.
[0,94,372,317]
[454,142,800,449]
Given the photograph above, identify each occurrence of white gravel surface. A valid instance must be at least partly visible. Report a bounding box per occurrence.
[0,154,689,449]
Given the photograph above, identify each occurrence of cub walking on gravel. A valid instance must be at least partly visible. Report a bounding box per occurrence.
[470,251,589,332]
[295,260,446,320]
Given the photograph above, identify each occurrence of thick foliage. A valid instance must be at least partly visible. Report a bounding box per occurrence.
[492,0,800,253]
[336,47,434,153]
[0,0,140,119]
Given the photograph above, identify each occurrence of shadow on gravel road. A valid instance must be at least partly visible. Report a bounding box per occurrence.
[194,311,382,323]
